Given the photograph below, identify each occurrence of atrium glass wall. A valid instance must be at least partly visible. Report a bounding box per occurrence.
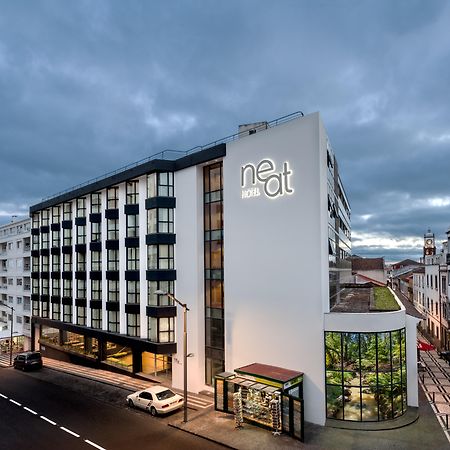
[325,329,407,422]
[204,162,224,385]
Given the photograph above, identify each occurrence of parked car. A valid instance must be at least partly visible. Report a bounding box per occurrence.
[13,352,43,371]
[126,386,183,416]
[439,351,450,364]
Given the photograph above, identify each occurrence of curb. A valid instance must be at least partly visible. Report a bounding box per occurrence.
[168,422,237,449]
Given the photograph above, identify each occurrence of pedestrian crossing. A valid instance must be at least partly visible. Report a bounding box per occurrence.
[0,353,213,410]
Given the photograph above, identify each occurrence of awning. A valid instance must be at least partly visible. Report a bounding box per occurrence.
[417,340,435,351]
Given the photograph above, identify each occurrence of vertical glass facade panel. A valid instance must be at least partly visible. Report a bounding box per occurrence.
[204,162,224,385]
[325,329,407,422]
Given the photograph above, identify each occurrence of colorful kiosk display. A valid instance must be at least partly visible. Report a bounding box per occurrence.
[215,363,304,441]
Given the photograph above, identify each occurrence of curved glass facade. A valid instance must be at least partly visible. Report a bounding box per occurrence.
[325,329,407,421]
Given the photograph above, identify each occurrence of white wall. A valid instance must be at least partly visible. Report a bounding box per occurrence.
[173,165,208,393]
[223,112,329,425]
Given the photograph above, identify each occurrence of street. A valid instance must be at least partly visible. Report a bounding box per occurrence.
[0,366,223,450]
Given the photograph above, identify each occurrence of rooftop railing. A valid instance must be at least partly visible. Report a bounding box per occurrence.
[41,110,304,202]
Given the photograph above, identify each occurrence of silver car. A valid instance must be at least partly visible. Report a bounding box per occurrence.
[126,386,183,416]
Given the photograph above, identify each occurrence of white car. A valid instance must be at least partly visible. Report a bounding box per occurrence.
[126,386,184,416]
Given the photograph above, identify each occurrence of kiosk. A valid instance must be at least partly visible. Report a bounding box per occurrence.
[215,363,304,441]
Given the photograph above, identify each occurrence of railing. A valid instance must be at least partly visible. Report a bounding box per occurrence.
[41,110,304,202]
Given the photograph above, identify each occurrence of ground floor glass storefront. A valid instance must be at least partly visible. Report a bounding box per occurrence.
[325,329,407,422]
[38,324,172,378]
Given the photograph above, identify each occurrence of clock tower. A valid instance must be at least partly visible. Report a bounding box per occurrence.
[424,229,436,257]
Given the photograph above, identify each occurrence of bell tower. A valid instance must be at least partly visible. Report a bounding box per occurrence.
[423,229,436,257]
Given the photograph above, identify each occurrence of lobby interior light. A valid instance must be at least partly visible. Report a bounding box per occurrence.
[154,290,189,423]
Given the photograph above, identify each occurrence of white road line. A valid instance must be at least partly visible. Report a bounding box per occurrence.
[0,393,7,399]
[85,439,107,450]
[9,399,21,406]
[60,427,80,438]
[40,415,57,426]
[23,407,38,415]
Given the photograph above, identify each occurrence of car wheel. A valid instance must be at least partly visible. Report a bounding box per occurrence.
[128,399,134,408]
[150,406,157,416]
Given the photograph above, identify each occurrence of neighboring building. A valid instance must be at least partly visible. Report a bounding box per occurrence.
[29,111,419,427]
[0,218,32,352]
[413,231,449,350]
[351,256,386,285]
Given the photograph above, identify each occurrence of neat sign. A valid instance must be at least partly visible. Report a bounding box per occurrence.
[241,158,294,200]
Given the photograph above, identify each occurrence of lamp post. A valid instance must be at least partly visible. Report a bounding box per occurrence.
[154,290,189,423]
[0,302,14,366]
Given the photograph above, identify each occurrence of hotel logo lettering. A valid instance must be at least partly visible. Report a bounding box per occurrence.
[241,158,294,199]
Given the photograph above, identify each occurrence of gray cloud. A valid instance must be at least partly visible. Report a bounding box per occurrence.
[1,0,450,261]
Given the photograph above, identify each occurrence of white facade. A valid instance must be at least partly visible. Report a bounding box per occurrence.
[0,218,32,350]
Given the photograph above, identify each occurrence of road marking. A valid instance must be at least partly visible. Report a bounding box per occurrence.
[0,393,7,399]
[23,407,38,415]
[9,399,21,406]
[85,439,107,450]
[40,415,57,425]
[60,427,80,438]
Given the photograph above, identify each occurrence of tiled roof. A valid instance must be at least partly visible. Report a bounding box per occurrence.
[351,257,385,271]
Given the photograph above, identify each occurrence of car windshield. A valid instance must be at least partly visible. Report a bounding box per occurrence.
[156,389,176,401]
[27,354,41,360]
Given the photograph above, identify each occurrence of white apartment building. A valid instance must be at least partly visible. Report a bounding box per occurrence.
[0,218,32,352]
[413,231,449,350]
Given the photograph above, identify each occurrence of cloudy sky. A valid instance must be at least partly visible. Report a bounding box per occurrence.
[1,0,449,262]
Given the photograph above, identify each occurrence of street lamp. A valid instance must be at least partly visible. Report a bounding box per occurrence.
[0,302,14,366]
[154,290,189,423]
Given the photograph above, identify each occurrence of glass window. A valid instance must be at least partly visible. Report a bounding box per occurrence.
[76,198,86,218]
[63,228,72,246]
[325,329,407,422]
[91,193,101,214]
[91,222,101,243]
[148,316,174,343]
[148,281,174,306]
[63,203,72,220]
[91,251,101,271]
[63,304,72,323]
[126,180,139,204]
[63,253,72,272]
[52,302,60,320]
[41,209,50,226]
[107,218,119,240]
[52,279,60,297]
[107,280,119,302]
[127,280,140,304]
[108,310,119,332]
[147,208,174,234]
[52,229,60,248]
[63,279,72,298]
[126,214,139,237]
[76,279,86,299]
[77,225,86,244]
[147,244,174,270]
[107,249,119,271]
[91,308,102,329]
[77,306,86,326]
[107,187,119,209]
[127,247,139,270]
[52,206,60,224]
[76,252,86,271]
[91,279,102,301]
[127,313,140,337]
[147,172,174,198]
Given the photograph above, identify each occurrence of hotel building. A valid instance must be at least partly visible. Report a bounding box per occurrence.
[30,111,419,427]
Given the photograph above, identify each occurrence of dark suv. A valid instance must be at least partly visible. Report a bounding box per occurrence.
[13,352,43,371]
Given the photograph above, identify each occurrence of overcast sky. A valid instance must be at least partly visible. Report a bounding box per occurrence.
[1,0,449,262]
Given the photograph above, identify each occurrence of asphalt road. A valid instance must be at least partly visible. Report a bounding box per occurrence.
[0,366,223,450]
